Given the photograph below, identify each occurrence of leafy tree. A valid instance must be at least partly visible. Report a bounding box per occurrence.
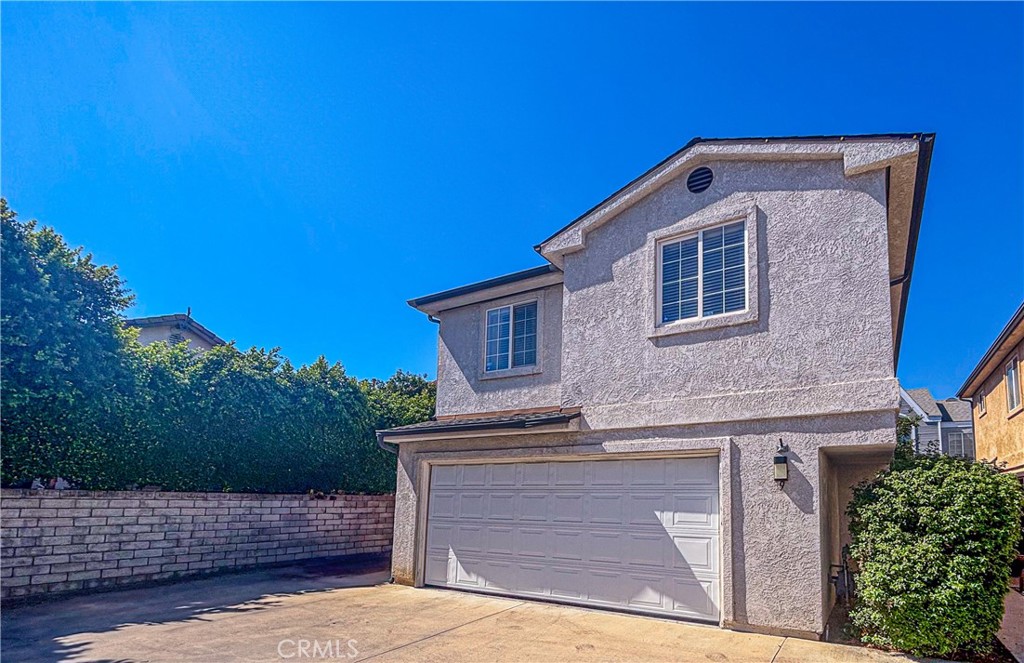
[361,370,436,431]
[847,425,1024,656]
[1,199,420,493]
[1,199,137,486]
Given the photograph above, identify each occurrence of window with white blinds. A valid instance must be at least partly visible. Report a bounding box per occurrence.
[660,220,747,324]
[485,301,538,372]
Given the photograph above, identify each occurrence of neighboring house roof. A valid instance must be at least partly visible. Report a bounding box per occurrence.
[905,387,940,418]
[957,301,1024,399]
[937,398,972,423]
[902,387,971,422]
[379,409,581,438]
[125,313,226,347]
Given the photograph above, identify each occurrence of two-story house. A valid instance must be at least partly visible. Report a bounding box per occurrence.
[958,301,1024,479]
[378,134,935,639]
[899,387,975,457]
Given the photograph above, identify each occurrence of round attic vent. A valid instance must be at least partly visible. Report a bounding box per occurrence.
[686,167,714,193]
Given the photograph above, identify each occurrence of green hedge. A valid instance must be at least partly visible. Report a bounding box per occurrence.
[1,199,432,493]
[847,437,1024,656]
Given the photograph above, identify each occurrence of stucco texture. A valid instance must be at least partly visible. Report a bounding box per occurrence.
[560,159,893,414]
[436,285,563,416]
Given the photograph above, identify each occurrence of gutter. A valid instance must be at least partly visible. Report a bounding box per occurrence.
[376,431,398,456]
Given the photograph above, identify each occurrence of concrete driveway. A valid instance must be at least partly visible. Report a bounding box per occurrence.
[1,558,929,663]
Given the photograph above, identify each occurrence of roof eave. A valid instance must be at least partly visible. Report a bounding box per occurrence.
[957,301,1024,398]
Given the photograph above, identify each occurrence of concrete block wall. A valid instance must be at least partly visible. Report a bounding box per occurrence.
[0,489,394,600]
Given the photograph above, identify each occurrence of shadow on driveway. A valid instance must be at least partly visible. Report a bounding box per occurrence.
[1,554,390,663]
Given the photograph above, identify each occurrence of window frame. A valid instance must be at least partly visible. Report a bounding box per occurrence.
[948,431,966,457]
[1006,354,1022,414]
[647,202,759,340]
[481,297,542,378]
[656,220,749,327]
[978,391,987,417]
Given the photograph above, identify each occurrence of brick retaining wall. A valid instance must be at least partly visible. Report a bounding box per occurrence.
[0,489,394,600]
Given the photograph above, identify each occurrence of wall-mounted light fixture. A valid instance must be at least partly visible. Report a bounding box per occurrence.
[773,439,789,490]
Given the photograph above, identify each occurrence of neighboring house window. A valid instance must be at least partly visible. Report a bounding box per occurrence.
[485,302,537,372]
[948,432,966,457]
[660,221,746,324]
[978,392,987,416]
[1007,356,1022,412]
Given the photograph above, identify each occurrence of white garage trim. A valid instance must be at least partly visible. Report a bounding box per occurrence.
[422,455,722,622]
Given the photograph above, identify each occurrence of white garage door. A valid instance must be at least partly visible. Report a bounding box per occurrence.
[424,456,720,622]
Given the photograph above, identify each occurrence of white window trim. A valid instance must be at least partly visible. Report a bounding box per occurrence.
[978,391,987,417]
[480,296,543,380]
[648,201,760,339]
[948,431,966,457]
[1006,354,1022,415]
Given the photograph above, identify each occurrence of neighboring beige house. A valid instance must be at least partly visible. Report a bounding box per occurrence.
[899,387,975,457]
[125,313,225,351]
[958,301,1024,479]
[378,133,935,639]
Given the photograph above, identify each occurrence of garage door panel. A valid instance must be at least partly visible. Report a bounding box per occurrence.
[589,460,625,486]
[629,460,667,486]
[553,462,585,486]
[551,529,584,561]
[552,493,584,522]
[489,463,516,486]
[518,493,548,521]
[628,493,665,526]
[488,492,515,520]
[670,578,718,619]
[584,529,623,565]
[550,566,584,599]
[514,527,548,557]
[427,523,455,552]
[627,532,669,568]
[671,495,716,527]
[458,493,486,519]
[426,457,720,622]
[455,525,484,552]
[520,463,550,485]
[671,535,716,571]
[589,493,624,525]
[432,465,458,487]
[424,554,451,585]
[487,526,514,555]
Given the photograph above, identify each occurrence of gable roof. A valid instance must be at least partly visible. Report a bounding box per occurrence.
[905,387,940,418]
[902,387,971,422]
[125,313,226,347]
[936,398,972,423]
[406,133,934,369]
[957,301,1024,399]
[534,133,934,368]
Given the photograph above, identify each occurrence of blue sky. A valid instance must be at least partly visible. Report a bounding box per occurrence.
[3,2,1022,396]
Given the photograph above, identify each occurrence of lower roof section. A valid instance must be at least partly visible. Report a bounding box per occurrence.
[379,408,580,440]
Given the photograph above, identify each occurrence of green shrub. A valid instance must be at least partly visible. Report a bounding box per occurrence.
[847,450,1024,656]
[1,199,431,494]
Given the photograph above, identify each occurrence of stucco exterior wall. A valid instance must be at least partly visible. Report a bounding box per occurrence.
[389,411,896,637]
[135,324,217,352]
[972,336,1024,474]
[559,159,893,417]
[435,284,563,416]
